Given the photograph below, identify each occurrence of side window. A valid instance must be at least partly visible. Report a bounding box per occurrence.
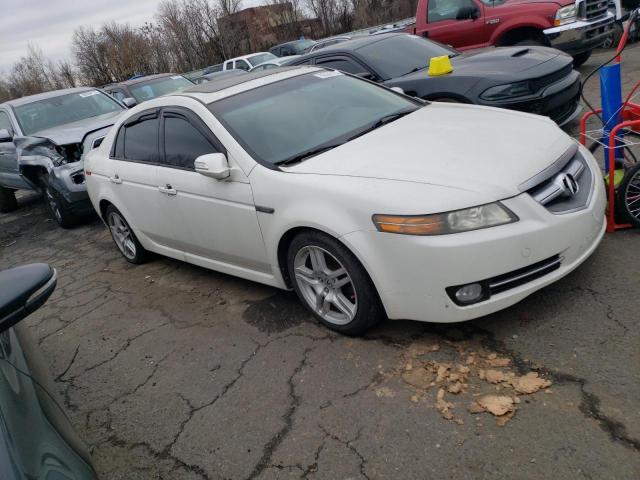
[112,126,125,158]
[0,111,14,133]
[162,114,218,170]
[111,90,127,102]
[235,60,250,71]
[315,57,366,75]
[293,58,313,66]
[428,0,477,23]
[252,65,266,72]
[123,115,159,162]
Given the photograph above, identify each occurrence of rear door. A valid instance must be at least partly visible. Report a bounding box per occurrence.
[423,0,488,49]
[156,107,268,274]
[105,109,179,254]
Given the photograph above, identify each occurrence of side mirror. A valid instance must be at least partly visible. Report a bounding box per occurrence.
[0,129,13,142]
[0,264,57,333]
[390,86,405,95]
[194,153,230,180]
[122,97,137,108]
[456,5,479,20]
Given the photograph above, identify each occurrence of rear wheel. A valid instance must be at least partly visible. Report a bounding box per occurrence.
[572,51,592,68]
[0,186,18,213]
[287,231,384,335]
[105,205,148,264]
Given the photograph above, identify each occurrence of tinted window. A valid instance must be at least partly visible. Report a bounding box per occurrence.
[357,35,457,80]
[0,111,13,132]
[315,57,366,75]
[163,115,217,169]
[428,0,477,23]
[123,116,158,162]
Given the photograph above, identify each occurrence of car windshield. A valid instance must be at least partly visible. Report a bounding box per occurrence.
[248,53,277,66]
[357,35,458,80]
[130,76,193,102]
[14,90,123,135]
[209,71,419,166]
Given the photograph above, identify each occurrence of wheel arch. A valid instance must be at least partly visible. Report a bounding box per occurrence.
[495,26,550,46]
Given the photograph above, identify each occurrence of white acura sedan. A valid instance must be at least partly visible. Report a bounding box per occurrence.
[85,67,606,335]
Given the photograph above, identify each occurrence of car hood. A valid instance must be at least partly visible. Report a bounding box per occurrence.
[32,110,125,146]
[285,103,575,200]
[396,46,570,85]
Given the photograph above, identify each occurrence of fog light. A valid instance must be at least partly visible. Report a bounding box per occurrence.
[455,283,484,304]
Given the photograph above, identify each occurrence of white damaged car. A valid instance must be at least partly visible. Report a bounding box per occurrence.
[84,67,606,335]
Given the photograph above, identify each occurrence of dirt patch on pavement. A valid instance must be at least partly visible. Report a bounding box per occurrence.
[243,292,313,333]
[376,338,553,426]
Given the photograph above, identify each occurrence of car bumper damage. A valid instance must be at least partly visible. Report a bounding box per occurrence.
[341,145,606,323]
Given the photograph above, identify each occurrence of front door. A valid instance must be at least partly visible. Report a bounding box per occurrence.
[0,110,29,190]
[155,108,269,275]
[424,0,488,49]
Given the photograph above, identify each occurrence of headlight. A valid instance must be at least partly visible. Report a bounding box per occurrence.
[372,203,518,236]
[480,81,533,101]
[554,4,577,26]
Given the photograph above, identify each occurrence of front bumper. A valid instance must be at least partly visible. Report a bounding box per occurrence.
[341,145,606,323]
[544,13,615,55]
[480,70,582,126]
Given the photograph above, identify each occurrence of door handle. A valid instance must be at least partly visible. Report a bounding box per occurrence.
[158,184,177,196]
[109,174,123,184]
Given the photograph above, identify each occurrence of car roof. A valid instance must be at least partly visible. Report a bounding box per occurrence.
[185,66,305,95]
[307,33,399,55]
[2,87,97,107]
[227,52,271,62]
[114,73,180,87]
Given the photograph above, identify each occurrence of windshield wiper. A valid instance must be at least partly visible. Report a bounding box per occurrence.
[348,109,416,142]
[276,143,343,166]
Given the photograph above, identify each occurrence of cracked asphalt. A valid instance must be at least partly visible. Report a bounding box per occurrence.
[1,46,639,479]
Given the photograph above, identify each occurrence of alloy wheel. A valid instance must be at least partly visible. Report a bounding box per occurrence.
[293,245,357,325]
[108,211,137,260]
[623,166,640,226]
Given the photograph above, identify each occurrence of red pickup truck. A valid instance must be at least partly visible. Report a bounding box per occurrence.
[407,0,615,66]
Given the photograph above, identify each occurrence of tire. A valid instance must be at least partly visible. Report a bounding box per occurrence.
[42,183,79,229]
[514,39,545,47]
[572,51,592,68]
[617,162,640,228]
[286,231,384,335]
[105,205,148,264]
[0,186,18,213]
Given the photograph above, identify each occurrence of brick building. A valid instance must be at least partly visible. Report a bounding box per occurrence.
[219,3,323,55]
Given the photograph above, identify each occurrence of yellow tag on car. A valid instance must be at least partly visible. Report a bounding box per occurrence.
[428,56,453,76]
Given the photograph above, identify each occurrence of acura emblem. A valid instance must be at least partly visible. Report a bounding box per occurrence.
[555,172,579,197]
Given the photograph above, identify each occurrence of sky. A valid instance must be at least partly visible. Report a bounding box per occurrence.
[0,0,261,74]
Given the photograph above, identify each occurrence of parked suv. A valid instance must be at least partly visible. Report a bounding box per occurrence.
[0,88,126,226]
[408,0,616,67]
[222,52,278,71]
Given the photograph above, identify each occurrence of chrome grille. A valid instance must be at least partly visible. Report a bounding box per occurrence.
[520,145,594,214]
[581,0,609,20]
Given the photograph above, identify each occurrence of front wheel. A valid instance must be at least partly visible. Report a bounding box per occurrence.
[572,51,592,68]
[43,183,79,229]
[617,162,640,228]
[105,205,148,264]
[287,231,384,335]
[0,186,18,213]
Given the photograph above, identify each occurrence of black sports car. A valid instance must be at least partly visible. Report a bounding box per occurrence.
[287,33,581,126]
